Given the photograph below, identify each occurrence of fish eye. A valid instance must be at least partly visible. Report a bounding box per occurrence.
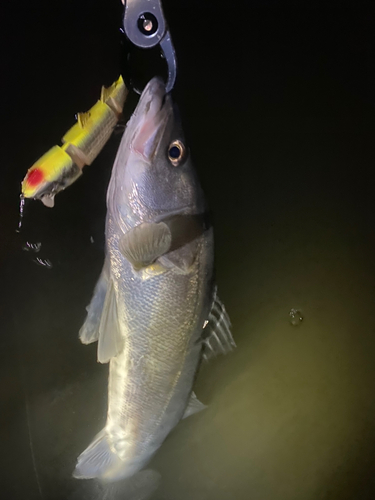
[167,140,185,166]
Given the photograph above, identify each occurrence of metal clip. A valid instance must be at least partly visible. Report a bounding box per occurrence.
[122,0,177,93]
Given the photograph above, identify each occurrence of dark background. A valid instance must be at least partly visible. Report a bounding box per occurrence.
[1,1,375,499]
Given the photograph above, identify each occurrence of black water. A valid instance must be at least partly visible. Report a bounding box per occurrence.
[2,1,375,499]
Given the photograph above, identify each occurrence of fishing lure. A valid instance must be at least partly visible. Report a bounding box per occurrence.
[21,76,128,207]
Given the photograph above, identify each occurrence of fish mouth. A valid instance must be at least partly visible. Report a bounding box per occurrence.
[130,77,172,162]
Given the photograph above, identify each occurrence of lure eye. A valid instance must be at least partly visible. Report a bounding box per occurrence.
[168,140,185,166]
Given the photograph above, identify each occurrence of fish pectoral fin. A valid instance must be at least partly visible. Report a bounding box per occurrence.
[158,244,196,273]
[157,213,209,273]
[97,279,123,363]
[79,258,110,345]
[201,288,236,362]
[118,222,172,270]
[182,392,207,419]
[119,214,209,272]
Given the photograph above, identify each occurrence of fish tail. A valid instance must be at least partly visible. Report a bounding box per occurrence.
[73,428,123,480]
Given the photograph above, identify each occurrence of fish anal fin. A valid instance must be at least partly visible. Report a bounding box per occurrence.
[202,289,236,362]
[182,392,207,419]
[79,259,110,345]
[97,280,123,363]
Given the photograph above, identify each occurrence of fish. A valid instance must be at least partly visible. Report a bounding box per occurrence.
[21,75,128,207]
[73,77,235,483]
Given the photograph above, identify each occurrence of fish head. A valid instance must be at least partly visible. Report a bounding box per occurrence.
[109,77,205,229]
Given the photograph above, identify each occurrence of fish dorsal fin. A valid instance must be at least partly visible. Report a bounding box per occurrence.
[119,222,172,270]
[182,392,207,419]
[201,287,236,362]
[77,111,91,128]
[97,279,123,363]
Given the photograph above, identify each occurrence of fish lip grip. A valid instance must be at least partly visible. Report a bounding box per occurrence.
[122,0,177,94]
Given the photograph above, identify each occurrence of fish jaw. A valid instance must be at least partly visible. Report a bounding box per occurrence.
[106,77,173,228]
[129,77,172,163]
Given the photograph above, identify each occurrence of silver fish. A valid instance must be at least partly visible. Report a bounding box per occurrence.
[74,77,235,483]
